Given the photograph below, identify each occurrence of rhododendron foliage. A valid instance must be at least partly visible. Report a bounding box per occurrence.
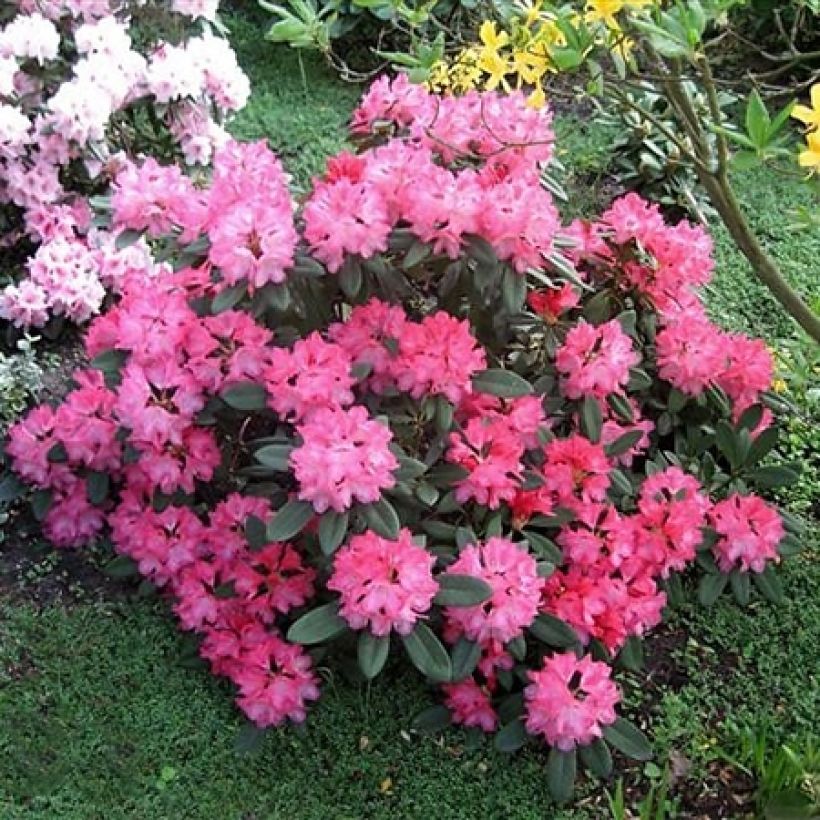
[0,0,249,330]
[4,76,802,804]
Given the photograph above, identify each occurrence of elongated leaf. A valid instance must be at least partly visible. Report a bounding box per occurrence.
[212,281,247,314]
[547,748,577,804]
[748,465,800,490]
[287,601,348,644]
[402,622,451,682]
[604,429,643,458]
[360,496,400,539]
[104,554,139,579]
[255,444,294,471]
[494,719,528,753]
[502,267,527,314]
[244,515,268,551]
[529,614,578,648]
[87,471,110,506]
[730,570,751,606]
[472,369,533,398]
[580,396,603,444]
[450,637,481,682]
[412,704,452,732]
[318,510,349,555]
[358,631,390,680]
[433,574,492,607]
[31,489,52,522]
[266,499,314,542]
[753,566,784,604]
[698,572,728,606]
[603,717,653,761]
[579,738,613,778]
[522,530,563,563]
[221,382,268,411]
[0,474,25,503]
[618,636,644,672]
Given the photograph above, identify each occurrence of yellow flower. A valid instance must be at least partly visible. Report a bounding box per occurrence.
[519,0,544,29]
[511,48,549,85]
[527,85,546,109]
[798,129,820,173]
[478,48,512,91]
[792,83,820,132]
[585,0,624,28]
[772,378,787,394]
[534,18,566,48]
[479,20,510,51]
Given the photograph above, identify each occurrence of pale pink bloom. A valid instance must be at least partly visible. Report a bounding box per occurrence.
[710,494,783,574]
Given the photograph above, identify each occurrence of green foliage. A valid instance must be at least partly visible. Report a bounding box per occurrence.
[0,336,45,431]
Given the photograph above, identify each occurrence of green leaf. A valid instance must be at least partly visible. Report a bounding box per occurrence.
[0,474,25,503]
[579,738,613,779]
[402,240,431,270]
[471,369,533,398]
[502,267,527,314]
[244,515,268,551]
[104,554,140,579]
[607,393,634,423]
[234,722,267,755]
[748,465,800,490]
[522,530,563,563]
[86,471,110,505]
[394,455,428,482]
[318,510,349,556]
[412,704,452,733]
[91,348,128,375]
[730,570,751,606]
[494,719,528,753]
[604,429,643,458]
[360,496,400,539]
[547,748,577,804]
[254,444,294,471]
[358,631,390,680]
[450,637,482,682]
[618,636,644,672]
[221,382,268,411]
[698,572,728,606]
[115,229,143,250]
[433,574,493,607]
[603,717,653,761]
[753,566,784,605]
[745,89,771,149]
[287,601,348,644]
[31,489,52,522]
[266,499,314,542]
[747,426,779,465]
[529,614,579,648]
[338,259,362,299]
[580,396,603,444]
[211,281,247,314]
[714,421,742,469]
[401,622,452,682]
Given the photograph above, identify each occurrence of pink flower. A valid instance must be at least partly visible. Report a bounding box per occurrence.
[263,333,354,423]
[524,652,620,750]
[556,320,639,400]
[290,405,398,513]
[528,284,579,324]
[442,679,498,732]
[710,494,784,574]
[656,314,725,396]
[328,529,438,636]
[542,435,611,517]
[43,480,106,548]
[394,312,486,404]
[444,537,544,644]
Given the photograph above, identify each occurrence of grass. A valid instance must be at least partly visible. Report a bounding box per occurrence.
[1,9,819,820]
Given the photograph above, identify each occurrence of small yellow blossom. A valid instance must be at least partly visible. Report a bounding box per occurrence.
[527,85,547,109]
[511,49,549,86]
[479,20,510,51]
[772,378,788,394]
[798,130,820,173]
[585,0,624,28]
[792,83,820,132]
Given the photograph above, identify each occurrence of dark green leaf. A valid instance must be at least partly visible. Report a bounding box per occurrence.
[522,530,563,563]
[104,554,139,579]
[244,515,268,551]
[450,637,481,682]
[318,509,349,556]
[412,704,452,733]
[401,622,452,682]
[221,382,268,411]
[730,570,751,606]
[266,499,314,542]
[618,636,644,672]
[502,267,527,314]
[0,474,25,503]
[234,722,267,755]
[529,614,579,648]
[748,465,800,490]
[212,281,247,313]
[753,566,784,605]
[580,396,603,444]
[358,631,390,680]
[603,717,653,761]
[433,573,493,607]
[494,719,528,753]
[604,429,643,458]
[287,601,348,644]
[698,572,728,606]
[471,369,533,398]
[31,489,52,522]
[360,496,400,539]
[87,471,110,505]
[338,259,362,299]
[547,748,577,804]
[579,738,613,778]
[254,444,294,471]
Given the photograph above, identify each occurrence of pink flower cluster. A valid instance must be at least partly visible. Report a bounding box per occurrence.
[0,1,249,328]
[328,529,438,635]
[304,77,559,273]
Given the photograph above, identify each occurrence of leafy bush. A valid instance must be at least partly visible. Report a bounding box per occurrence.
[5,77,804,804]
[0,0,249,335]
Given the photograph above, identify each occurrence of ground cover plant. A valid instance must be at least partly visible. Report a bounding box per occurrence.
[1,5,819,819]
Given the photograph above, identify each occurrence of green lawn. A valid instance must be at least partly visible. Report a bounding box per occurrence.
[1,9,819,819]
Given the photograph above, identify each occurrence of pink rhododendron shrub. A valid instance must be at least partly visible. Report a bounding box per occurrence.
[0,0,249,331]
[3,76,804,804]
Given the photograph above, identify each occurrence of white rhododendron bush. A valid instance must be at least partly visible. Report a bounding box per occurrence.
[4,74,805,803]
[0,0,248,330]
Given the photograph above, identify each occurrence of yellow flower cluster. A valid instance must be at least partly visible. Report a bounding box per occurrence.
[426,0,657,108]
[792,83,820,174]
